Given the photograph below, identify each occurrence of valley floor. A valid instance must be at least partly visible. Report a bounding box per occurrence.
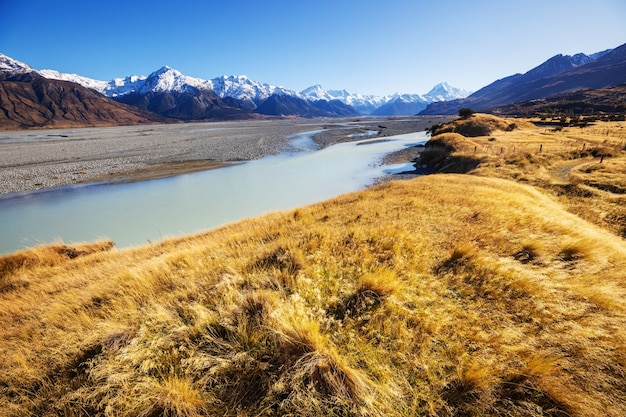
[0,116,449,196]
[1,114,625,416]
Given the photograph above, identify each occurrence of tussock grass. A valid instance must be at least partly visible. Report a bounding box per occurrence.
[431,113,535,137]
[1,171,625,416]
[423,114,626,237]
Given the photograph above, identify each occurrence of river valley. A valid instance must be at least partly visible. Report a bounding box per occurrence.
[0,124,430,254]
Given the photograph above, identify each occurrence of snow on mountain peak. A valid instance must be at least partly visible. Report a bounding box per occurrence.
[0,52,472,115]
[38,69,110,91]
[299,85,339,101]
[424,82,470,102]
[139,66,209,94]
[0,53,33,73]
[299,82,469,114]
[208,75,295,104]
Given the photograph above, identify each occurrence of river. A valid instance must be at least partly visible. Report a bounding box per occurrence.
[0,130,426,254]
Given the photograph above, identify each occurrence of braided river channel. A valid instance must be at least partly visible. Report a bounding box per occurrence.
[0,130,427,254]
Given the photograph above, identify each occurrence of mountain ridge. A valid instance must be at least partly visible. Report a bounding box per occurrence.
[0,72,163,130]
[3,53,467,116]
[420,43,625,115]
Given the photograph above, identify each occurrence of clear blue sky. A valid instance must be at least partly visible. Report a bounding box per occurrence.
[1,0,625,96]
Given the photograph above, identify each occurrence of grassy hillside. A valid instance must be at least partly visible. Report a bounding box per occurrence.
[1,116,626,416]
[423,114,626,237]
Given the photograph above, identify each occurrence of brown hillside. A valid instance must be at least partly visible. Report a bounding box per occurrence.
[0,76,165,129]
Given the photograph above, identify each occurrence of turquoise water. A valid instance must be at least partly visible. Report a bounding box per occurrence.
[0,131,426,254]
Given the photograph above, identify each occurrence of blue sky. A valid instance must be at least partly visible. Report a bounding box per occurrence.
[1,0,625,96]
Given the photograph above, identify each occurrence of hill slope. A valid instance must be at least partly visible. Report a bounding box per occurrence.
[0,73,163,129]
[421,43,626,114]
[491,83,626,117]
[1,167,625,416]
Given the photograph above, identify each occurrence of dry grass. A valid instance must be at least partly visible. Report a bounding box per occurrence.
[1,163,625,416]
[422,114,626,237]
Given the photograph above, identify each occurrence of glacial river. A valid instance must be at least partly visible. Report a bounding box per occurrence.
[0,131,427,254]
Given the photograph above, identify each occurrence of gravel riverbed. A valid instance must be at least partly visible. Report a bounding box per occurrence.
[0,116,451,196]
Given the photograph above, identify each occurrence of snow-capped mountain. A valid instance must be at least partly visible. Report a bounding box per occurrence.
[37,69,109,91]
[371,94,428,116]
[42,66,213,97]
[1,52,469,117]
[103,74,148,97]
[0,53,33,73]
[133,66,210,95]
[299,82,470,115]
[299,85,391,114]
[208,75,295,108]
[0,54,163,129]
[39,65,297,111]
[424,82,470,102]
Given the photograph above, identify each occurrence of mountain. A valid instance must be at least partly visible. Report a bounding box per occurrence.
[309,99,359,117]
[45,66,356,118]
[2,52,468,122]
[114,89,251,120]
[420,43,625,115]
[370,83,470,116]
[424,82,471,102]
[371,94,428,116]
[0,53,34,75]
[207,75,295,110]
[491,83,626,117]
[105,67,252,120]
[0,54,163,129]
[299,82,470,115]
[299,85,390,115]
[253,94,357,117]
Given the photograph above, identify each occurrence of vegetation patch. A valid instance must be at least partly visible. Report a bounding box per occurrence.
[421,114,626,237]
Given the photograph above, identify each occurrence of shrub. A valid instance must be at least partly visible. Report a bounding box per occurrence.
[458,108,475,119]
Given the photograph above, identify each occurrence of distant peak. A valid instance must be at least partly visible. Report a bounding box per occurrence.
[231,74,250,81]
[300,84,324,93]
[150,65,180,77]
[424,82,470,101]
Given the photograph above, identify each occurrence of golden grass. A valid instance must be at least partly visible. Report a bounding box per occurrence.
[1,165,625,416]
[423,114,626,237]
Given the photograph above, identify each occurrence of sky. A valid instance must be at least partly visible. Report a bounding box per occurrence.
[1,0,625,96]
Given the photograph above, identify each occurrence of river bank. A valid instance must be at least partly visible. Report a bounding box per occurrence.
[0,116,451,195]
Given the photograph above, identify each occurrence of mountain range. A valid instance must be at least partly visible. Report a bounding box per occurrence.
[420,42,626,115]
[41,65,469,117]
[0,53,468,122]
[2,41,625,129]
